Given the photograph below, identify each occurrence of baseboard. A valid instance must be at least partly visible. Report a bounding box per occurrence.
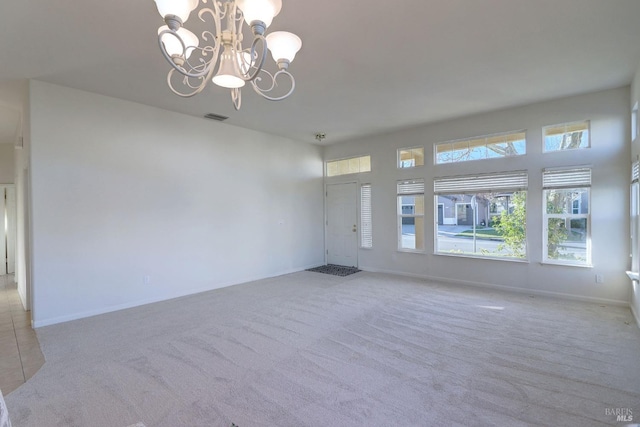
[360,266,630,307]
[32,263,321,328]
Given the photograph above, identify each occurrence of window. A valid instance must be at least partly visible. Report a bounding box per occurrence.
[435,131,526,164]
[631,162,639,272]
[398,179,424,251]
[398,147,424,168]
[326,155,371,177]
[543,121,590,152]
[361,184,372,248]
[542,167,591,265]
[633,103,638,142]
[572,199,581,214]
[434,171,528,259]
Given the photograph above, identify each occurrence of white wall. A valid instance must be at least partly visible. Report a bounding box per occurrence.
[325,87,630,305]
[29,80,324,327]
[0,144,14,183]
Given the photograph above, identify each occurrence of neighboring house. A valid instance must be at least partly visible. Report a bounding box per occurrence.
[437,195,491,226]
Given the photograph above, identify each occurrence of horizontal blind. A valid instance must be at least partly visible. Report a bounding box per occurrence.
[360,184,372,248]
[543,167,591,188]
[434,171,527,194]
[633,162,639,183]
[397,179,425,195]
[544,121,589,136]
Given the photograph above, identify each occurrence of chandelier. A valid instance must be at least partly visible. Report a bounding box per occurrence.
[153,0,302,110]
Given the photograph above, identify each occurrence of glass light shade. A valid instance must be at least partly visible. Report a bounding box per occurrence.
[266,31,302,62]
[158,26,199,59]
[154,0,199,23]
[236,0,282,28]
[212,46,246,89]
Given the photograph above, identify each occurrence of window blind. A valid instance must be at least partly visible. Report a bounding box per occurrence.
[632,162,639,183]
[543,121,589,136]
[543,167,591,189]
[434,171,527,194]
[360,184,372,248]
[397,179,425,195]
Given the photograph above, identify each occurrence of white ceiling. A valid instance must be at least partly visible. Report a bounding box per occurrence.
[1,1,640,144]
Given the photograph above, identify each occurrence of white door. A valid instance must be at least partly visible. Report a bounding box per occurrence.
[326,183,358,267]
[0,185,16,275]
[5,186,16,274]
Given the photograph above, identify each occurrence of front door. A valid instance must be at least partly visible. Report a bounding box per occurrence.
[456,203,473,226]
[326,183,358,267]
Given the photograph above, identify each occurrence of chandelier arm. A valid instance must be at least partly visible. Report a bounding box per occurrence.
[198,4,224,54]
[239,35,268,82]
[155,0,300,109]
[166,69,209,97]
[182,46,217,75]
[251,69,296,101]
[200,0,227,21]
[231,88,242,111]
[158,30,215,79]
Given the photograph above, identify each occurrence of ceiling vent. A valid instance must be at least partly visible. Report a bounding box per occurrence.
[204,113,228,121]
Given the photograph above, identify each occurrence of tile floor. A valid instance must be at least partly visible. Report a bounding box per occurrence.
[0,274,44,395]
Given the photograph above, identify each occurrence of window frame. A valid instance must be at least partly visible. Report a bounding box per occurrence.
[542,167,592,267]
[397,179,425,253]
[542,120,590,153]
[397,146,425,169]
[630,162,639,273]
[433,171,528,261]
[326,155,371,177]
[434,130,526,165]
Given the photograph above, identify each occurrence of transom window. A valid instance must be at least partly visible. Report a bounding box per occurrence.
[398,147,424,168]
[326,155,371,177]
[543,121,590,152]
[435,131,526,164]
[434,171,528,259]
[542,167,591,266]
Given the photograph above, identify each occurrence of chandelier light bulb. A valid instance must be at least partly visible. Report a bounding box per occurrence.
[266,31,302,63]
[236,0,282,28]
[212,46,246,89]
[154,0,199,23]
[158,26,199,59]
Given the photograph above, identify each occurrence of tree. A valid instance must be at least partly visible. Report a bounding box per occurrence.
[444,141,521,163]
[560,131,583,150]
[493,192,526,257]
[545,190,572,259]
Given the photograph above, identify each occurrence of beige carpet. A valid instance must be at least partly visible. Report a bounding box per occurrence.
[5,271,640,426]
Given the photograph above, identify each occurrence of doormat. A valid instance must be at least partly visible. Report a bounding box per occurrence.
[306,264,361,277]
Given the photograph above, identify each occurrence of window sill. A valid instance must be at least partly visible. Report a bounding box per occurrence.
[540,261,593,268]
[434,252,528,263]
[397,249,426,254]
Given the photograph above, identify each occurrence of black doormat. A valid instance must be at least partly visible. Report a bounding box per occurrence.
[306,264,361,277]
